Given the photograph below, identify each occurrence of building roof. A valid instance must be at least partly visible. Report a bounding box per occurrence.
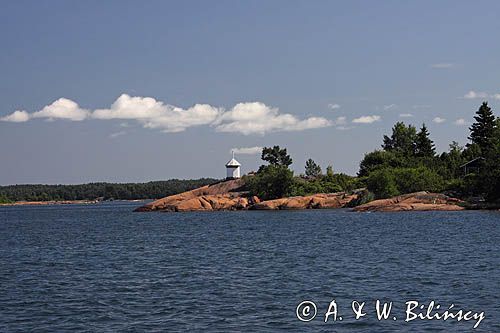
[459,157,485,168]
[226,158,241,167]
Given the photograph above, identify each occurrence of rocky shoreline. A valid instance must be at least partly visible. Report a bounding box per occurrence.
[134,179,359,212]
[0,200,100,206]
[134,179,466,212]
[352,192,465,212]
[0,199,148,207]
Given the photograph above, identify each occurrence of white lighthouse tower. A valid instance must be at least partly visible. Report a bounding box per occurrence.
[225,151,241,179]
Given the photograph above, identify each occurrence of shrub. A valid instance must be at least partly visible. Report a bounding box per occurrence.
[247,165,294,200]
[393,167,444,194]
[366,169,399,199]
[366,167,444,199]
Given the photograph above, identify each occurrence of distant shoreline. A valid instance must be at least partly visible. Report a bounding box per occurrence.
[0,199,148,207]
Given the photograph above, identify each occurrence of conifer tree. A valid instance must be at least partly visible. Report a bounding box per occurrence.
[382,122,417,156]
[468,102,496,154]
[415,123,435,157]
[305,159,322,177]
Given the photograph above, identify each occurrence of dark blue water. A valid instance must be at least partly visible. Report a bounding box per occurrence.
[0,203,499,332]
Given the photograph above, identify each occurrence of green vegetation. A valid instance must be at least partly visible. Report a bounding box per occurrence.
[0,179,218,202]
[245,146,295,200]
[0,194,13,204]
[246,146,359,200]
[248,102,500,205]
[361,101,500,202]
[305,158,322,178]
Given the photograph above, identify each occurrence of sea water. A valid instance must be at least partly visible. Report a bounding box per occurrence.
[0,203,499,332]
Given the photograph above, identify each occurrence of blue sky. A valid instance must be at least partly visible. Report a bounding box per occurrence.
[1,0,499,184]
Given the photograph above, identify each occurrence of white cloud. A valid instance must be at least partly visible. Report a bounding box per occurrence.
[109,131,127,138]
[463,90,488,99]
[1,110,30,122]
[93,94,168,120]
[231,146,262,155]
[147,104,221,133]
[93,94,221,133]
[383,104,397,110]
[399,113,414,118]
[214,102,332,135]
[32,98,89,121]
[492,93,500,100]
[335,116,347,125]
[431,63,455,69]
[433,117,446,124]
[328,103,341,110]
[94,96,330,135]
[352,115,381,124]
[4,94,333,135]
[454,118,468,126]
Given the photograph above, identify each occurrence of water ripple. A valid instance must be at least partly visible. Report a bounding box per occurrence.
[0,204,499,332]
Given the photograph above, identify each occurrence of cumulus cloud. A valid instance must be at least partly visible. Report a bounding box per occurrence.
[431,63,455,69]
[3,94,332,135]
[93,95,167,120]
[433,117,446,124]
[454,118,468,126]
[231,146,262,155]
[352,115,381,124]
[492,93,500,100]
[463,90,488,99]
[32,98,89,121]
[399,113,414,118]
[328,103,341,110]
[213,102,332,135]
[2,98,88,122]
[1,110,30,122]
[93,94,221,133]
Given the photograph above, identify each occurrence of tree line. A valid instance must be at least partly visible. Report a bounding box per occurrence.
[247,102,500,204]
[361,102,500,201]
[245,146,361,200]
[0,179,218,202]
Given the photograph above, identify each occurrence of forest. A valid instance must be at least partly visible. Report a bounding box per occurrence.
[247,102,500,204]
[0,178,219,203]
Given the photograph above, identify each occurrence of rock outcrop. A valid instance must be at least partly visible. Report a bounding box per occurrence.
[135,182,466,213]
[174,194,260,212]
[134,179,357,212]
[353,192,465,212]
[251,193,357,210]
[134,179,247,212]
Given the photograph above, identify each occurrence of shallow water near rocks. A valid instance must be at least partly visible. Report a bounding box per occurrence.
[0,202,499,332]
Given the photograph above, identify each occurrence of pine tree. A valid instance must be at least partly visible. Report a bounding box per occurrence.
[468,102,496,155]
[261,146,293,167]
[305,158,322,178]
[326,165,334,178]
[415,123,435,157]
[382,122,417,156]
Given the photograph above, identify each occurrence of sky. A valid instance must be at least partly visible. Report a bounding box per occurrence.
[1,0,500,185]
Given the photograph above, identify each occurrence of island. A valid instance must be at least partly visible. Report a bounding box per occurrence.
[134,179,465,212]
[2,102,499,212]
[136,102,500,212]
